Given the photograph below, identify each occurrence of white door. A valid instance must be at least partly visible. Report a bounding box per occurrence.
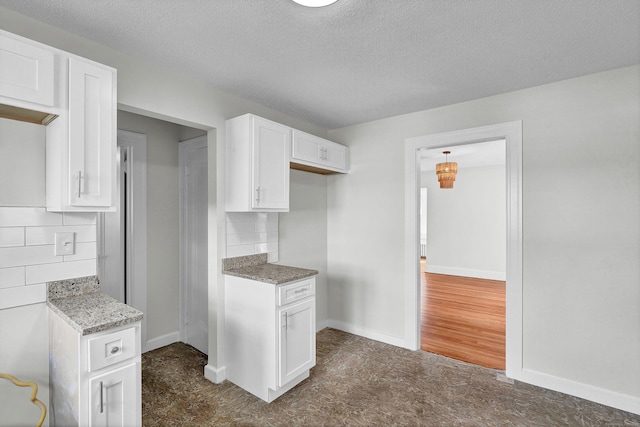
[89,363,138,427]
[252,116,290,210]
[278,298,315,387]
[180,136,208,354]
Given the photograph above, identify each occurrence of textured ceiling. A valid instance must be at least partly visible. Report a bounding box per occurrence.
[1,0,638,129]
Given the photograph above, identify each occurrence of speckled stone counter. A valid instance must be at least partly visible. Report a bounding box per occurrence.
[223,254,318,285]
[47,275,143,335]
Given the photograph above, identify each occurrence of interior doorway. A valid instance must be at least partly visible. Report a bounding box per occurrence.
[98,110,209,353]
[404,121,523,379]
[418,141,506,369]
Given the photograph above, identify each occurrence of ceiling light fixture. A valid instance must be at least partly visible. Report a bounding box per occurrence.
[435,151,458,189]
[292,0,339,7]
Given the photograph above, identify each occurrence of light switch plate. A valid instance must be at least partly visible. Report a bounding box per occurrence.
[54,232,75,256]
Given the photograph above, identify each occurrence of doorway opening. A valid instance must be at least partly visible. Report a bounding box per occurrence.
[97,110,209,354]
[419,140,506,369]
[404,121,522,379]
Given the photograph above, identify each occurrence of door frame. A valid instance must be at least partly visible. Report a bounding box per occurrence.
[404,121,522,378]
[178,135,208,350]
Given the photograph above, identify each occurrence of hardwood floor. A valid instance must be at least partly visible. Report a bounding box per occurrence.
[421,265,506,370]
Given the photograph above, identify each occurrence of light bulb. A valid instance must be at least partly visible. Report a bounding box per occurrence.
[292,0,339,7]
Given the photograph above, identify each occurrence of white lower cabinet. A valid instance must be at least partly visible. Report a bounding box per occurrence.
[225,275,316,402]
[89,363,138,427]
[49,314,141,427]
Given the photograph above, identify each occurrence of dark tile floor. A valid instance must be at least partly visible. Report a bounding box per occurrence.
[142,328,640,426]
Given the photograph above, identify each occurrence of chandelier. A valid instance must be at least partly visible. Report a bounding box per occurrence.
[435,151,457,189]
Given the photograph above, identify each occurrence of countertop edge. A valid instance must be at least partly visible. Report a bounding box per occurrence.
[224,268,318,285]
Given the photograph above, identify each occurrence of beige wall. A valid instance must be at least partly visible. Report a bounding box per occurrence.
[327,64,640,406]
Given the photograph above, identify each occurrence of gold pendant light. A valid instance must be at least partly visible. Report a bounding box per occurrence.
[435,151,457,189]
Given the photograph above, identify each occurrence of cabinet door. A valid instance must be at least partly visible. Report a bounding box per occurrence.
[323,141,349,172]
[0,32,55,106]
[291,130,323,165]
[68,57,116,208]
[89,363,138,427]
[278,298,315,387]
[251,116,290,210]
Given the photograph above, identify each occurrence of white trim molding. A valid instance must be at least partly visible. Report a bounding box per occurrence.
[519,369,640,416]
[326,320,406,348]
[424,265,506,281]
[204,363,227,384]
[403,121,523,381]
[144,331,179,353]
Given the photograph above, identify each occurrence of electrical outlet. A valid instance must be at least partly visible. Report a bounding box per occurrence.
[54,232,75,256]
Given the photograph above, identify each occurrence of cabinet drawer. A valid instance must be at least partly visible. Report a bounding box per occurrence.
[278,278,315,307]
[88,327,136,372]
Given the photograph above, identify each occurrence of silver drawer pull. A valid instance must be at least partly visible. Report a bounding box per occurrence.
[110,346,120,354]
[99,381,104,413]
[294,288,308,294]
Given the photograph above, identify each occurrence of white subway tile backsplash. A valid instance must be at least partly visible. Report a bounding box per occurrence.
[0,267,25,289]
[226,221,256,235]
[0,245,58,269]
[25,259,96,285]
[63,242,97,262]
[225,212,279,261]
[0,207,62,227]
[63,212,97,225]
[0,227,24,247]
[0,283,46,309]
[0,207,98,309]
[267,252,279,263]
[25,225,97,245]
[226,244,256,258]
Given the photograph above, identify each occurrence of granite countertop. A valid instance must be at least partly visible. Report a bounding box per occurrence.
[223,253,318,285]
[47,276,143,335]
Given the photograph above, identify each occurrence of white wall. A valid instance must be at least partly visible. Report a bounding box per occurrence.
[0,7,330,394]
[0,118,45,207]
[327,64,640,411]
[0,304,49,427]
[279,170,329,329]
[421,165,506,279]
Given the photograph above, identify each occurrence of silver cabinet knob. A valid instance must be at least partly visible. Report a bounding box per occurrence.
[110,346,120,354]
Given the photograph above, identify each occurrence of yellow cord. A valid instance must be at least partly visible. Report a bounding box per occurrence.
[0,373,47,427]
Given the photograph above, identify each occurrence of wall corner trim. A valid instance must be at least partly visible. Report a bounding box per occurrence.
[204,363,227,384]
[326,320,406,348]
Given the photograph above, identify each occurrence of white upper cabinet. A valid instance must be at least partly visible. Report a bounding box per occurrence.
[46,56,117,212]
[0,31,55,109]
[291,129,349,174]
[226,114,291,212]
[66,57,116,208]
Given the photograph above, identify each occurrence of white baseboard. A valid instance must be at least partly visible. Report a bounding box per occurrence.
[424,265,506,281]
[326,320,405,348]
[516,368,640,416]
[144,331,179,353]
[316,318,329,332]
[204,363,226,384]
